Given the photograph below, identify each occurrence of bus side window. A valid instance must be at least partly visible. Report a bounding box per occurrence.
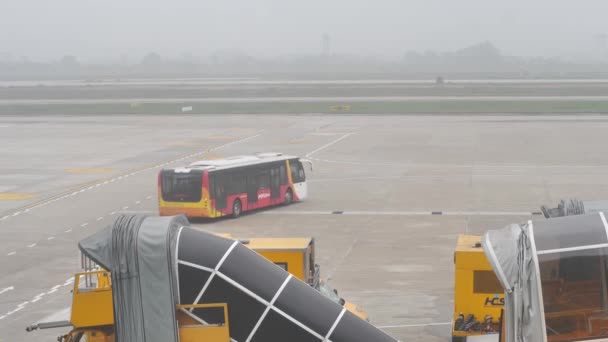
[279,165,287,184]
[271,168,280,187]
[258,170,270,189]
[230,174,245,195]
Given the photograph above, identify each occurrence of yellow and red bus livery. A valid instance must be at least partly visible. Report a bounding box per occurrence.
[158,153,308,218]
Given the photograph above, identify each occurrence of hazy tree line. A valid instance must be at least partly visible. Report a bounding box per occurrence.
[2,42,608,80]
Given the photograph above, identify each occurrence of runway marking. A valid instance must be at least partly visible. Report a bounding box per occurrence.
[64,228,72,233]
[46,285,61,295]
[378,322,452,329]
[6,252,16,256]
[1,280,77,320]
[109,211,117,215]
[306,133,354,158]
[0,132,263,223]
[80,223,88,227]
[26,243,36,248]
[263,210,540,216]
[146,195,152,200]
[122,206,129,210]
[32,292,46,303]
[47,236,54,240]
[96,216,104,221]
[135,200,141,204]
[0,193,35,200]
[0,286,14,295]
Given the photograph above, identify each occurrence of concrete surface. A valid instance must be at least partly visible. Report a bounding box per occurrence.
[1,114,608,341]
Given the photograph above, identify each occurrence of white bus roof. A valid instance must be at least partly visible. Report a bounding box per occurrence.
[175,153,299,172]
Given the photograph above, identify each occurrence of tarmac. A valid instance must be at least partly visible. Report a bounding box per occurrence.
[1,114,608,341]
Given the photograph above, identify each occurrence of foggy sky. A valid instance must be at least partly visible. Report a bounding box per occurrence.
[2,0,608,63]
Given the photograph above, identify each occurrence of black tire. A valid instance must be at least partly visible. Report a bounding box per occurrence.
[232,199,242,218]
[284,189,293,205]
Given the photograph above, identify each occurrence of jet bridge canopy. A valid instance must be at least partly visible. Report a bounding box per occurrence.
[483,212,608,342]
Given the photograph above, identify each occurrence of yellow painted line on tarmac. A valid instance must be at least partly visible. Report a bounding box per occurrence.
[0,193,35,200]
[65,168,115,174]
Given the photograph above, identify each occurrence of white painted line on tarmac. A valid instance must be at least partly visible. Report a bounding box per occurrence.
[146,195,152,200]
[1,215,8,220]
[31,292,46,303]
[80,223,88,227]
[122,206,129,210]
[309,176,402,183]
[6,251,16,256]
[306,132,354,158]
[47,236,55,240]
[96,217,104,221]
[0,286,14,295]
[135,201,141,204]
[12,212,21,217]
[442,211,534,216]
[46,286,60,295]
[378,322,452,329]
[109,211,117,215]
[65,228,72,233]
[26,243,36,248]
[262,210,537,216]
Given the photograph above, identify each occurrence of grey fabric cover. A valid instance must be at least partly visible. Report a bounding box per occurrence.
[78,214,187,342]
[483,222,544,342]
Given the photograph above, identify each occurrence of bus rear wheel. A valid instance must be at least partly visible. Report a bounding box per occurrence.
[284,189,293,205]
[232,199,242,218]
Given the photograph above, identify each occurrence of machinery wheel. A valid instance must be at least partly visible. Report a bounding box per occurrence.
[232,199,242,218]
[284,189,293,205]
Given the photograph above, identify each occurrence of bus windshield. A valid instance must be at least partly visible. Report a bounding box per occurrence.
[160,170,202,202]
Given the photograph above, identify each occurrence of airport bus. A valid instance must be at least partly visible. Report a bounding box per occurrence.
[158,153,308,218]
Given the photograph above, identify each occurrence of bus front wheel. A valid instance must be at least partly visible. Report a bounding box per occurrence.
[284,189,293,205]
[232,199,242,218]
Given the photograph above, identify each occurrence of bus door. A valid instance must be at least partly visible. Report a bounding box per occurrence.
[270,167,280,199]
[212,175,227,210]
[246,174,258,208]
